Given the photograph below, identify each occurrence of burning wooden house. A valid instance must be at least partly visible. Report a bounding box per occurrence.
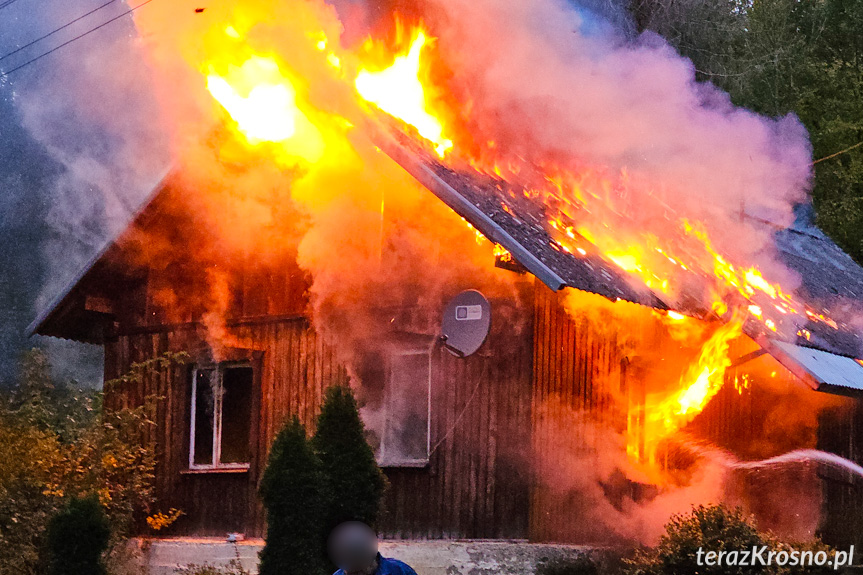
[27,5,863,548]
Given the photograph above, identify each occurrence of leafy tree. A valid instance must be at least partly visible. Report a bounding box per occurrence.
[630,0,749,87]
[312,384,386,534]
[44,495,111,575]
[258,416,327,575]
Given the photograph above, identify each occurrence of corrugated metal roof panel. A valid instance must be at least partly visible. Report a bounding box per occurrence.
[763,340,863,395]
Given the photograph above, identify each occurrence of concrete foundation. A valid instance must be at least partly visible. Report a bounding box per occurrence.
[138,539,591,575]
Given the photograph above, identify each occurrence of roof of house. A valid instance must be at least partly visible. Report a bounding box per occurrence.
[375,125,668,309]
[28,172,173,344]
[372,123,863,394]
[774,204,863,358]
[29,125,863,393]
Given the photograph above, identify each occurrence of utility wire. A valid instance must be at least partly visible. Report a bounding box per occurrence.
[0,0,118,63]
[0,0,23,10]
[0,0,156,78]
[428,359,489,457]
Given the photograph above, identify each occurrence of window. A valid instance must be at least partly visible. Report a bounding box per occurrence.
[190,364,253,470]
[378,348,432,467]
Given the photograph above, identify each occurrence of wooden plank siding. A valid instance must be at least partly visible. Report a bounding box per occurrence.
[103,285,535,539]
[529,283,666,543]
[378,317,533,539]
[818,400,863,550]
[104,270,863,545]
[105,318,343,537]
[808,391,863,548]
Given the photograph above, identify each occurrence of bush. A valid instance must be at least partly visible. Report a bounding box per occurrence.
[627,505,769,575]
[44,495,111,575]
[312,384,386,533]
[626,504,835,575]
[258,416,327,575]
[0,350,181,575]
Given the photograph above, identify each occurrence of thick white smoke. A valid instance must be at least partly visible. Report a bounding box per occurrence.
[421,0,811,284]
[1,1,170,381]
[6,1,169,310]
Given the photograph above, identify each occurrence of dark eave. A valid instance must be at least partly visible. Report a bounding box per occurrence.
[28,169,173,344]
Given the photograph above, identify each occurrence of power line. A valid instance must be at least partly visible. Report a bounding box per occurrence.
[0,0,23,11]
[0,0,118,63]
[0,0,156,78]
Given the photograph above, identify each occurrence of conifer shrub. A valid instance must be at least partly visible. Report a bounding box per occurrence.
[44,495,111,575]
[258,416,327,575]
[312,384,386,534]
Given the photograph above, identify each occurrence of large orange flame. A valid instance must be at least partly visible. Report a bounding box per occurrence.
[622,315,744,465]
[356,28,452,157]
[206,54,325,163]
[648,318,743,436]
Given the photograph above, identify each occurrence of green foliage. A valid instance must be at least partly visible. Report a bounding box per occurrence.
[626,504,835,575]
[627,505,771,575]
[729,0,863,262]
[631,0,750,88]
[258,416,327,575]
[258,386,385,575]
[0,349,183,575]
[312,385,386,533]
[45,495,112,575]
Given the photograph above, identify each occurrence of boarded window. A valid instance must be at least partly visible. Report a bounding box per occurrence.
[190,364,253,470]
[379,350,431,467]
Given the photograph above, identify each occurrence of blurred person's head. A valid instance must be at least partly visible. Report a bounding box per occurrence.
[328,521,379,575]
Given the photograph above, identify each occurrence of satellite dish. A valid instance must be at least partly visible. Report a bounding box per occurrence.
[441,290,491,357]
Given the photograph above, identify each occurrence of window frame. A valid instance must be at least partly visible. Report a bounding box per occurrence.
[189,362,253,472]
[377,342,434,468]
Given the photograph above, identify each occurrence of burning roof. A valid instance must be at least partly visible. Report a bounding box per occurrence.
[368,119,863,393]
[773,205,863,358]
[26,3,863,409]
[373,121,668,308]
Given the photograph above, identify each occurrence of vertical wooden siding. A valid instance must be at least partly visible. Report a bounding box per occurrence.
[379,319,533,539]
[104,318,345,537]
[529,283,664,543]
[105,299,534,539]
[814,399,863,548]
